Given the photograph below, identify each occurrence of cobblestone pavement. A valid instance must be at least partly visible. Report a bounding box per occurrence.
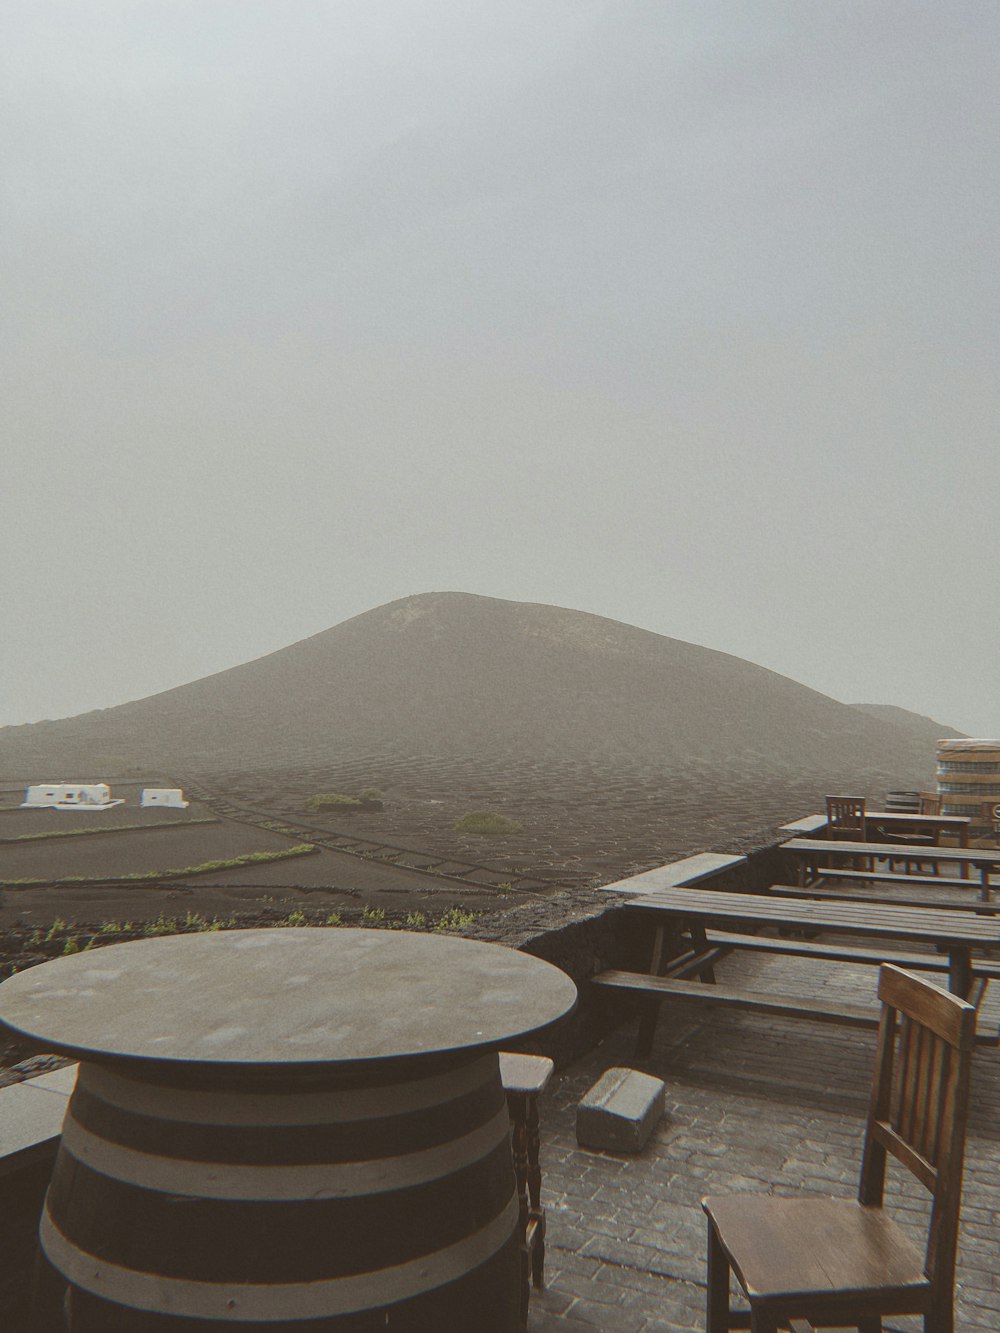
[527,950,1000,1331]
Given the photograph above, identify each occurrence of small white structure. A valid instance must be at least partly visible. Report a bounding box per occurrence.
[21,783,124,810]
[141,788,189,809]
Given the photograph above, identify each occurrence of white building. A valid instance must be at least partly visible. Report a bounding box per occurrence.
[141,788,189,809]
[21,783,123,810]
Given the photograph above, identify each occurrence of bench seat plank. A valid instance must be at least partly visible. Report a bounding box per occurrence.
[703,930,1000,979]
[767,884,1000,916]
[592,970,880,1027]
[592,970,999,1046]
[814,868,976,890]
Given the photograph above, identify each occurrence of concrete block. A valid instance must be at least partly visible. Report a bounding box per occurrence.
[576,1067,665,1153]
[0,1082,68,1176]
[599,852,746,895]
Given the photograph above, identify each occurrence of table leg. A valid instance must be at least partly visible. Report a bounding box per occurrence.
[690,921,716,983]
[507,1089,531,1327]
[525,1092,545,1290]
[948,948,973,999]
[649,924,666,976]
[636,922,679,1057]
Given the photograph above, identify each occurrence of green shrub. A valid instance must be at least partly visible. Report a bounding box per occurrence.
[358,787,383,802]
[361,905,385,925]
[405,911,426,929]
[143,914,178,937]
[435,907,476,931]
[452,811,522,836]
[324,911,343,927]
[305,792,362,811]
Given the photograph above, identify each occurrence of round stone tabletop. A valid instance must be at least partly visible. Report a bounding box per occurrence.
[0,928,577,1071]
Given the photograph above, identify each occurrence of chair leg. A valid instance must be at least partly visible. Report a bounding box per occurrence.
[706,1222,731,1333]
[525,1091,546,1289]
[506,1090,531,1326]
[749,1312,778,1333]
[923,1301,954,1333]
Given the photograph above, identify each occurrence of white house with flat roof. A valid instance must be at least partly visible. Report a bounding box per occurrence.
[21,783,123,810]
[140,788,188,809]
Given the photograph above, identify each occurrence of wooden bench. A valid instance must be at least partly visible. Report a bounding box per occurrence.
[593,970,881,1030]
[812,867,975,890]
[702,928,1000,982]
[592,968,998,1047]
[594,887,1000,1054]
[768,883,1000,914]
[499,1052,554,1328]
[781,837,999,899]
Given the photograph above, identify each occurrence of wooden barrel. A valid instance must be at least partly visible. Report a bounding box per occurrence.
[32,1052,520,1331]
[937,738,1000,829]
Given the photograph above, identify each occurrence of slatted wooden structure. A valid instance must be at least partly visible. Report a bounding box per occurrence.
[825,794,867,839]
[702,965,977,1333]
[937,738,1000,828]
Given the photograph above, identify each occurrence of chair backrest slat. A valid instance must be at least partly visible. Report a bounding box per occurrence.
[870,1120,937,1191]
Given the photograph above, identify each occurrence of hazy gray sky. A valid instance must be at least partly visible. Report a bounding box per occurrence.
[4,2,999,738]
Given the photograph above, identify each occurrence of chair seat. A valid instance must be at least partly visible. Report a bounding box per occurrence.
[703,1194,928,1305]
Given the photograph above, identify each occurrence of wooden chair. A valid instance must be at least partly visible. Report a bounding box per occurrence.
[702,964,977,1333]
[826,796,869,872]
[825,795,867,839]
[499,1052,554,1328]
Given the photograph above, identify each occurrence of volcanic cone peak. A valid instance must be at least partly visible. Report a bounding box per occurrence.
[0,592,944,785]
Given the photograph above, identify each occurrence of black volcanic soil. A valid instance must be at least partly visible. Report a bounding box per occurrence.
[0,752,926,1078]
[195,753,892,880]
[0,753,908,940]
[0,821,302,882]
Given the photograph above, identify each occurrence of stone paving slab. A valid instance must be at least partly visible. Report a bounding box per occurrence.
[528,949,1000,1330]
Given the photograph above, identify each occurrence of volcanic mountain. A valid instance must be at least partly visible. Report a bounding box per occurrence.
[1,593,947,785]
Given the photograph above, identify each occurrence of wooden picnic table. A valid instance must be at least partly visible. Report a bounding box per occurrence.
[782,837,1000,898]
[862,811,970,845]
[594,886,1000,1055]
[623,886,1000,999]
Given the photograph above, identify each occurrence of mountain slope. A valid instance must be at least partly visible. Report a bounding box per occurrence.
[850,703,965,747]
[1,593,945,785]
